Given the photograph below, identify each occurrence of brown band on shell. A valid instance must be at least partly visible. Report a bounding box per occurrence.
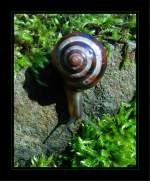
[51,32,107,120]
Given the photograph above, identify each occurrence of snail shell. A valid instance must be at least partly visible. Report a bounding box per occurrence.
[51,32,107,121]
[51,32,107,91]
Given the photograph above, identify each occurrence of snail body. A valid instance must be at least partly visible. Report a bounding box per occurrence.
[51,32,107,121]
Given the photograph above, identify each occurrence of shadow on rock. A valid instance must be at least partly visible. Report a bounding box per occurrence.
[23,58,70,143]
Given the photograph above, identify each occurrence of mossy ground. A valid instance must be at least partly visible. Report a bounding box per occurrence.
[14,14,136,76]
[14,14,136,167]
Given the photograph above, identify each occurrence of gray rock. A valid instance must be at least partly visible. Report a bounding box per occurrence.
[14,41,136,167]
[83,42,136,119]
[14,68,78,167]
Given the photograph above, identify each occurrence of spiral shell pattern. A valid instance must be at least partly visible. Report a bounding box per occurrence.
[52,32,106,90]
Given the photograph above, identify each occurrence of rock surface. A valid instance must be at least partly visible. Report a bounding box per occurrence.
[14,41,136,167]
[83,42,136,119]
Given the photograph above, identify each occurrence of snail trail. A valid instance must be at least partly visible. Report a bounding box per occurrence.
[23,56,72,144]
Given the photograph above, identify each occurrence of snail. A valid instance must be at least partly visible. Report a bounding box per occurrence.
[51,32,107,125]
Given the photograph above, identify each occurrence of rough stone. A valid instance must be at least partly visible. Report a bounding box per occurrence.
[14,68,76,166]
[82,42,136,119]
[14,41,136,166]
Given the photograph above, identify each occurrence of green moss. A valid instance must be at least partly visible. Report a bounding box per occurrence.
[16,99,136,168]
[61,98,136,167]
[14,14,136,76]
[14,14,136,167]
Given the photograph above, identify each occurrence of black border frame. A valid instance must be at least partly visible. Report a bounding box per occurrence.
[0,0,149,180]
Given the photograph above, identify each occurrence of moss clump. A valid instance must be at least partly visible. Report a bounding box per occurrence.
[14,14,136,75]
[15,99,136,168]
[61,99,136,167]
